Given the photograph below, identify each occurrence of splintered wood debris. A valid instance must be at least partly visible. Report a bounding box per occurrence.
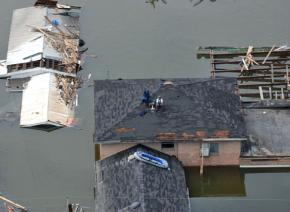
[197,45,290,103]
[56,75,82,106]
[27,15,83,106]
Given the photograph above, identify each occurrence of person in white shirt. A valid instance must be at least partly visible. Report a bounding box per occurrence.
[155,96,163,110]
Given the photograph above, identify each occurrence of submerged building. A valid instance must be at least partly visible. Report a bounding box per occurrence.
[0,0,84,130]
[94,78,248,167]
[95,144,189,212]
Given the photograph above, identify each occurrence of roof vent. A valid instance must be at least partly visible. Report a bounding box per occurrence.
[163,80,174,86]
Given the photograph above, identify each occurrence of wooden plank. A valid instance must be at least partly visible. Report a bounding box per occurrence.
[212,58,290,65]
[0,195,27,211]
[259,86,264,100]
[198,49,290,59]
[238,74,285,80]
[215,70,287,75]
[214,67,270,73]
[281,87,285,99]
[262,45,276,64]
[238,82,287,89]
[271,64,274,83]
[287,64,289,86]
[240,93,272,98]
[44,16,66,36]
[215,66,286,71]
[210,50,215,79]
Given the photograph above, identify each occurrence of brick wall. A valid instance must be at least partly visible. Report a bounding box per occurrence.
[100,140,241,166]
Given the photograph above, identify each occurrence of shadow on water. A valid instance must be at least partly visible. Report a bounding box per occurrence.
[27,125,63,132]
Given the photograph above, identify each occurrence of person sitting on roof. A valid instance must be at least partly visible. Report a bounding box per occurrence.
[141,90,151,106]
[155,96,163,110]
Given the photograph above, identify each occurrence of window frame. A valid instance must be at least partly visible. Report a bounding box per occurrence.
[161,142,175,149]
[209,142,219,155]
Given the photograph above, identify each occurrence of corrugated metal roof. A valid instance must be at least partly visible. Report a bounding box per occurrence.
[6,6,80,66]
[20,73,74,127]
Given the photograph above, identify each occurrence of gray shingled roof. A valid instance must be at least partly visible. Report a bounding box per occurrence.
[244,109,290,154]
[94,78,247,143]
[95,144,189,212]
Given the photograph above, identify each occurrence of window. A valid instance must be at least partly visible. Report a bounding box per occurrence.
[26,62,32,69]
[32,61,40,67]
[161,142,175,149]
[210,143,219,154]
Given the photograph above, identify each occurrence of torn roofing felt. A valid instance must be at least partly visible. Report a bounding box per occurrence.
[94,78,247,143]
[95,144,189,212]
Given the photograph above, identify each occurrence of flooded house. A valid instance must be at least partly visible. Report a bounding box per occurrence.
[95,144,189,212]
[197,46,290,167]
[0,0,85,130]
[94,78,248,167]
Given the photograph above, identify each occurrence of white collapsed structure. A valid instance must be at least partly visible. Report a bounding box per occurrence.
[0,0,85,130]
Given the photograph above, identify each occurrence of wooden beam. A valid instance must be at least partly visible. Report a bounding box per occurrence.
[259,86,264,100]
[198,49,290,59]
[44,16,66,35]
[212,58,290,65]
[271,64,274,83]
[238,74,285,80]
[262,45,276,64]
[0,195,27,211]
[210,50,215,79]
[238,82,287,89]
[239,92,272,98]
[287,64,289,86]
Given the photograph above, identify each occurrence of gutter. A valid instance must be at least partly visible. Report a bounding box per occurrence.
[240,165,290,169]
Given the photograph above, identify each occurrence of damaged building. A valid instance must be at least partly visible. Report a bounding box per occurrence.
[197,46,290,167]
[0,0,85,129]
[94,78,248,167]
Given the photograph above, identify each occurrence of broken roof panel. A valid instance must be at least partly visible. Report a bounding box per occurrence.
[95,144,189,212]
[94,78,247,143]
[6,6,80,66]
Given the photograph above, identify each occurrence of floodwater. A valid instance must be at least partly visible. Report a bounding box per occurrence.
[188,168,290,212]
[0,0,290,211]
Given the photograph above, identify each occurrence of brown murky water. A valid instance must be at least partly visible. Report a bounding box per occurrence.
[1,0,290,211]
